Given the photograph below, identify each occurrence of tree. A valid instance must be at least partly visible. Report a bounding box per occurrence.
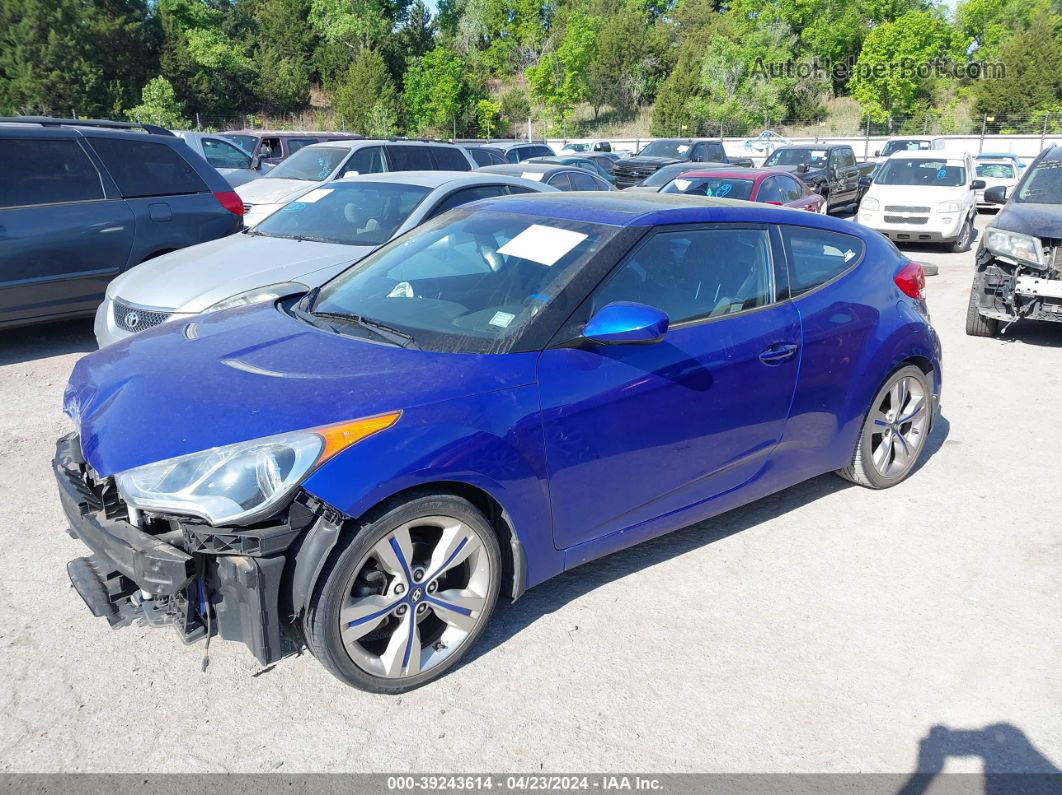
[309,0,412,54]
[850,11,968,121]
[476,98,501,136]
[126,76,189,127]
[404,45,476,135]
[499,85,531,130]
[974,9,1062,117]
[650,48,703,135]
[333,47,401,134]
[396,0,435,62]
[527,12,599,127]
[585,0,666,117]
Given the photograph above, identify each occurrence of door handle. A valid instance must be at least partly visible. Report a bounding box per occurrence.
[759,342,799,365]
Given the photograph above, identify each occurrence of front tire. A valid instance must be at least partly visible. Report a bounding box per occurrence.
[304,493,502,693]
[965,277,999,337]
[837,365,932,489]
[949,217,973,253]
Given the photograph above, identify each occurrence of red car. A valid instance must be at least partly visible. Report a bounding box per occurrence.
[660,168,826,213]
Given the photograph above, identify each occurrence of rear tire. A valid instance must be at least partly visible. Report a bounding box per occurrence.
[965,278,999,337]
[304,492,501,693]
[837,365,932,489]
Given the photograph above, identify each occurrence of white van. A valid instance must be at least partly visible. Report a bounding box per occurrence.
[857,151,983,252]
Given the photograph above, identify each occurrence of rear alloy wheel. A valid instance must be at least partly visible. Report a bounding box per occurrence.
[965,277,999,337]
[305,494,501,693]
[838,365,932,489]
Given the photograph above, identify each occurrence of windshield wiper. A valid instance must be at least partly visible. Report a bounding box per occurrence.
[312,311,417,348]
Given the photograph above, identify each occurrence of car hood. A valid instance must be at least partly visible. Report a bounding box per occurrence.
[618,156,684,168]
[65,304,537,476]
[107,234,373,313]
[864,184,970,204]
[236,178,320,204]
[770,164,825,179]
[990,202,1062,239]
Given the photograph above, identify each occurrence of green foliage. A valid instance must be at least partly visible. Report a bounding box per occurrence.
[126,76,189,127]
[404,45,479,134]
[476,98,502,136]
[974,8,1062,118]
[850,11,968,121]
[333,47,401,134]
[527,12,599,127]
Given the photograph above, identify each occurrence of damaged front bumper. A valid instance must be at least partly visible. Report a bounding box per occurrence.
[974,247,1062,325]
[54,433,334,665]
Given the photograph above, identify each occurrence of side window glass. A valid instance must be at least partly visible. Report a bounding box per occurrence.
[341,146,385,176]
[706,144,725,162]
[757,178,784,204]
[286,139,317,155]
[780,176,803,202]
[259,137,281,158]
[690,143,706,162]
[841,149,856,168]
[506,148,521,164]
[387,145,433,171]
[0,139,103,207]
[202,138,252,169]
[430,146,472,171]
[782,226,865,297]
[592,227,773,323]
[506,185,537,194]
[468,149,492,167]
[548,172,572,191]
[88,138,206,197]
[570,171,601,191]
[426,185,507,219]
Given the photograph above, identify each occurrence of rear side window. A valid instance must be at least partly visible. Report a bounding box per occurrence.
[340,146,386,177]
[286,138,317,154]
[547,172,572,190]
[531,146,554,158]
[570,171,603,191]
[387,145,433,171]
[88,138,207,198]
[430,146,472,171]
[467,148,494,167]
[0,139,104,208]
[781,226,865,298]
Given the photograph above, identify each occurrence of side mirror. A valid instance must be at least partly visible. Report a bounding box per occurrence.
[250,155,261,170]
[797,163,809,174]
[984,185,1008,204]
[971,179,986,190]
[874,150,880,157]
[584,302,669,346]
[859,175,873,187]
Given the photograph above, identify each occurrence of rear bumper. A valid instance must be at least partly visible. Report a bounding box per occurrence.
[53,434,306,664]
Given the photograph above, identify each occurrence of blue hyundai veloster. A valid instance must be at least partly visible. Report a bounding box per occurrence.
[55,193,941,692]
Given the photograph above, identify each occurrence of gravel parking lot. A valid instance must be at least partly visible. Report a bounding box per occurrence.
[1,211,1060,775]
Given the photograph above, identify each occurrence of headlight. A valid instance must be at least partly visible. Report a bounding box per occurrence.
[204,282,307,313]
[115,412,400,525]
[936,201,960,213]
[861,197,880,211]
[985,228,1046,268]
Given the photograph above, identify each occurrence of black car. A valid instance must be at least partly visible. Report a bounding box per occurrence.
[485,141,556,163]
[966,144,1062,337]
[462,145,508,167]
[612,139,754,189]
[476,162,613,191]
[763,144,876,214]
[0,117,243,330]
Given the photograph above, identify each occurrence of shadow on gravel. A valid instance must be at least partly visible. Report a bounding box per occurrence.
[470,412,951,665]
[0,318,96,366]
[898,723,1061,794]
[998,322,1062,349]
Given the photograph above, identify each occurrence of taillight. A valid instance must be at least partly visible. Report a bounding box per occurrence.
[213,190,244,216]
[894,261,925,299]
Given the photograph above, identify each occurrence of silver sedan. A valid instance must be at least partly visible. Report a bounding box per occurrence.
[94,171,557,347]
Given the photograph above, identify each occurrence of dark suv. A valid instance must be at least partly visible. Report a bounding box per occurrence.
[0,117,243,330]
[613,139,754,188]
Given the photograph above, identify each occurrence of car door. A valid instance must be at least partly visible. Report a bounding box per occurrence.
[537,223,801,550]
[831,147,860,204]
[339,146,387,177]
[756,176,786,205]
[0,136,135,324]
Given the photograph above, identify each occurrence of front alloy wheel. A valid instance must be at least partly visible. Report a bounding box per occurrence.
[838,365,932,488]
[305,494,501,692]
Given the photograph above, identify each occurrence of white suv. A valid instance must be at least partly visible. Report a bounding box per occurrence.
[857,152,984,252]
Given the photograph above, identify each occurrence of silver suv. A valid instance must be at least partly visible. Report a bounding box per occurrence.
[236,139,477,226]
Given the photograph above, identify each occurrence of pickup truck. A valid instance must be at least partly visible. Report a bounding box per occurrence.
[613,139,754,189]
[762,144,876,215]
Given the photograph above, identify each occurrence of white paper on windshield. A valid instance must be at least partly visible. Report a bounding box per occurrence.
[298,188,334,203]
[489,311,516,328]
[498,224,588,266]
[673,178,692,192]
[677,145,690,154]
[521,172,544,182]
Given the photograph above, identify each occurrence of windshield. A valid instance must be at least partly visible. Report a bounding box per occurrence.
[309,209,618,353]
[255,183,431,246]
[564,143,591,152]
[637,140,693,159]
[1015,160,1062,205]
[661,176,754,200]
[881,140,931,156]
[266,146,348,181]
[221,134,257,152]
[764,149,827,168]
[641,164,701,187]
[976,163,1015,179]
[875,159,966,187]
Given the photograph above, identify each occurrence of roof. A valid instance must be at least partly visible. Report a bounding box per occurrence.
[677,168,780,180]
[299,138,462,150]
[477,163,576,176]
[774,143,844,150]
[222,129,362,137]
[464,191,845,228]
[334,170,550,190]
